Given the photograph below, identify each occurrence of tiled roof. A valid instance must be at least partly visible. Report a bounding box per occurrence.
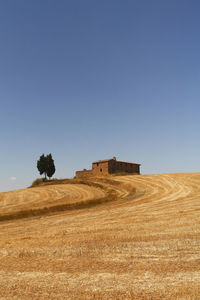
[117,160,141,165]
[93,158,140,165]
[93,159,113,163]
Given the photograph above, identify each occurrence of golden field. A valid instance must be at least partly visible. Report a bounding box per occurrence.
[0,173,199,299]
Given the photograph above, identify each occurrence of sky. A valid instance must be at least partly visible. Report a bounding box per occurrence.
[0,0,200,192]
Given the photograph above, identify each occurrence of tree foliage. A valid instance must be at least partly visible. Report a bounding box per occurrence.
[37,153,56,180]
[46,154,56,179]
[37,154,47,179]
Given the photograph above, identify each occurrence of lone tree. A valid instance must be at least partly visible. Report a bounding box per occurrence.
[37,153,56,180]
[46,154,56,179]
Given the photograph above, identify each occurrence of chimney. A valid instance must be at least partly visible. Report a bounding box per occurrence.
[113,156,116,161]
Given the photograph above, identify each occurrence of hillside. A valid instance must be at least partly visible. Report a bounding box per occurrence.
[0,173,199,299]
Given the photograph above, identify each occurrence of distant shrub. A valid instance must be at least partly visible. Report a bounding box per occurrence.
[31,178,45,187]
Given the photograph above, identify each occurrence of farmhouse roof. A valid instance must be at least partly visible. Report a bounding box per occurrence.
[93,158,113,163]
[93,158,140,165]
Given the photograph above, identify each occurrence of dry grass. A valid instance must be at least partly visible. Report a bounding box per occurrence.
[0,173,199,299]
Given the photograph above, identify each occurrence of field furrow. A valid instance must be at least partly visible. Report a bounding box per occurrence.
[0,173,199,299]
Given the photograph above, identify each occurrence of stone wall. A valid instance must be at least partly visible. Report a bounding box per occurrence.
[76,169,93,178]
[92,160,140,175]
[92,162,109,176]
[110,161,140,174]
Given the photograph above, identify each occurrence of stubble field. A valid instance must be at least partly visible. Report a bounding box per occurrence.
[0,173,199,299]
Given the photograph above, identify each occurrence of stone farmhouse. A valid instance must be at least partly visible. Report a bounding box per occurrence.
[76,157,140,178]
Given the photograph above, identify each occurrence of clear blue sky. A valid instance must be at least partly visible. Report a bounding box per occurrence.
[0,0,200,192]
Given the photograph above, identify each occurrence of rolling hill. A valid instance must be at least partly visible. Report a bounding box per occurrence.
[0,173,199,299]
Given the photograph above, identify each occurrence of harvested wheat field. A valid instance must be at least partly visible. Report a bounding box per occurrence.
[0,173,200,299]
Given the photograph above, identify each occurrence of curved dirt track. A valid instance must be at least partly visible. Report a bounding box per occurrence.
[0,173,200,299]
